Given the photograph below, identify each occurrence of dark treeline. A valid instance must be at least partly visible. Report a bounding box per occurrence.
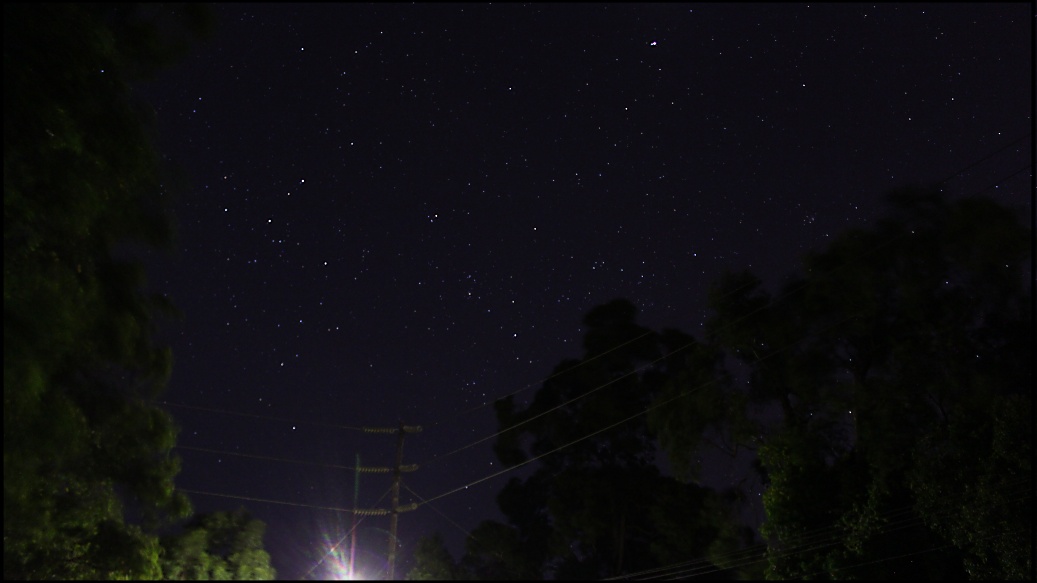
[4,4,274,579]
[4,4,1031,581]
[407,188,1032,580]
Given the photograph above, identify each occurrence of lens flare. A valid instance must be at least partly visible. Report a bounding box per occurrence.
[306,518,387,580]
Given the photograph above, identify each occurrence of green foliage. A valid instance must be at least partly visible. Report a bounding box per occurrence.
[406,533,464,580]
[416,189,1031,580]
[4,3,210,579]
[909,393,1033,579]
[646,329,742,482]
[461,520,544,580]
[422,189,1030,580]
[410,520,548,580]
[487,299,752,579]
[697,188,1031,579]
[159,509,276,580]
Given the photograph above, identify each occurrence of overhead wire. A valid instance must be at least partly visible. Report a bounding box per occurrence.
[178,487,391,516]
[403,482,533,579]
[934,131,1031,185]
[389,314,860,576]
[604,476,1032,579]
[147,131,1031,446]
[173,444,382,473]
[414,224,905,469]
[145,332,658,442]
[171,484,396,580]
[421,329,656,431]
[417,268,788,463]
[297,486,394,580]
[799,543,957,580]
[612,429,1031,578]
[967,162,1032,197]
[145,153,1031,469]
[402,484,476,543]
[432,307,942,536]
[151,137,1030,578]
[413,142,1034,469]
[640,515,1014,581]
[186,152,1019,536]
[166,153,1028,538]
[413,310,861,509]
[153,399,371,432]
[389,152,1033,577]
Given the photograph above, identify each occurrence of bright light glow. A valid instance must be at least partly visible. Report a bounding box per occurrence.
[310,522,385,581]
[320,542,368,580]
[306,514,387,581]
[303,524,355,581]
[324,549,351,580]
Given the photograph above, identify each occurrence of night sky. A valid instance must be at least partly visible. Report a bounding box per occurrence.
[134,3,1032,579]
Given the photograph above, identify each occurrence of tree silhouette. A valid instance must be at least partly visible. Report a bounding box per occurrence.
[4,3,211,578]
[160,509,276,580]
[411,188,1032,580]
[487,300,748,579]
[655,187,1032,579]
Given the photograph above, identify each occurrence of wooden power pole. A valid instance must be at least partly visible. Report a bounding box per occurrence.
[361,423,421,580]
[349,453,360,580]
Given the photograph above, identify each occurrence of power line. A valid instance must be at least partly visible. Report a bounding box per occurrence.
[154,400,370,432]
[414,311,860,509]
[418,276,790,460]
[298,486,393,580]
[966,162,1031,197]
[177,419,1023,578]
[156,159,1026,582]
[415,223,906,469]
[935,132,1031,185]
[145,135,1030,457]
[165,162,1030,580]
[422,330,656,430]
[173,444,387,473]
[604,477,1032,579]
[402,484,475,543]
[415,153,1033,471]
[410,246,1028,534]
[178,488,391,516]
[801,543,957,580]
[157,145,1032,575]
[403,483,525,579]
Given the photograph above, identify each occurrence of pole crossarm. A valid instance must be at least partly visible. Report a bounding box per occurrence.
[394,502,419,513]
[356,466,393,473]
[363,425,422,434]
[347,502,417,517]
[353,421,420,580]
[387,421,417,579]
[356,464,418,473]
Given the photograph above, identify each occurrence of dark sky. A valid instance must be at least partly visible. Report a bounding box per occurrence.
[134,3,1032,579]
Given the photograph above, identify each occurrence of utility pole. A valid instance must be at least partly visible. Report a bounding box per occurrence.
[361,423,421,580]
[349,453,360,580]
[387,422,421,580]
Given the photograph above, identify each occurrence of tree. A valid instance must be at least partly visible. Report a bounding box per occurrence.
[159,509,276,580]
[908,392,1032,579]
[406,533,464,580]
[489,300,750,579]
[459,520,543,580]
[654,188,1032,579]
[4,3,211,578]
[407,521,543,581]
[410,189,1031,580]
